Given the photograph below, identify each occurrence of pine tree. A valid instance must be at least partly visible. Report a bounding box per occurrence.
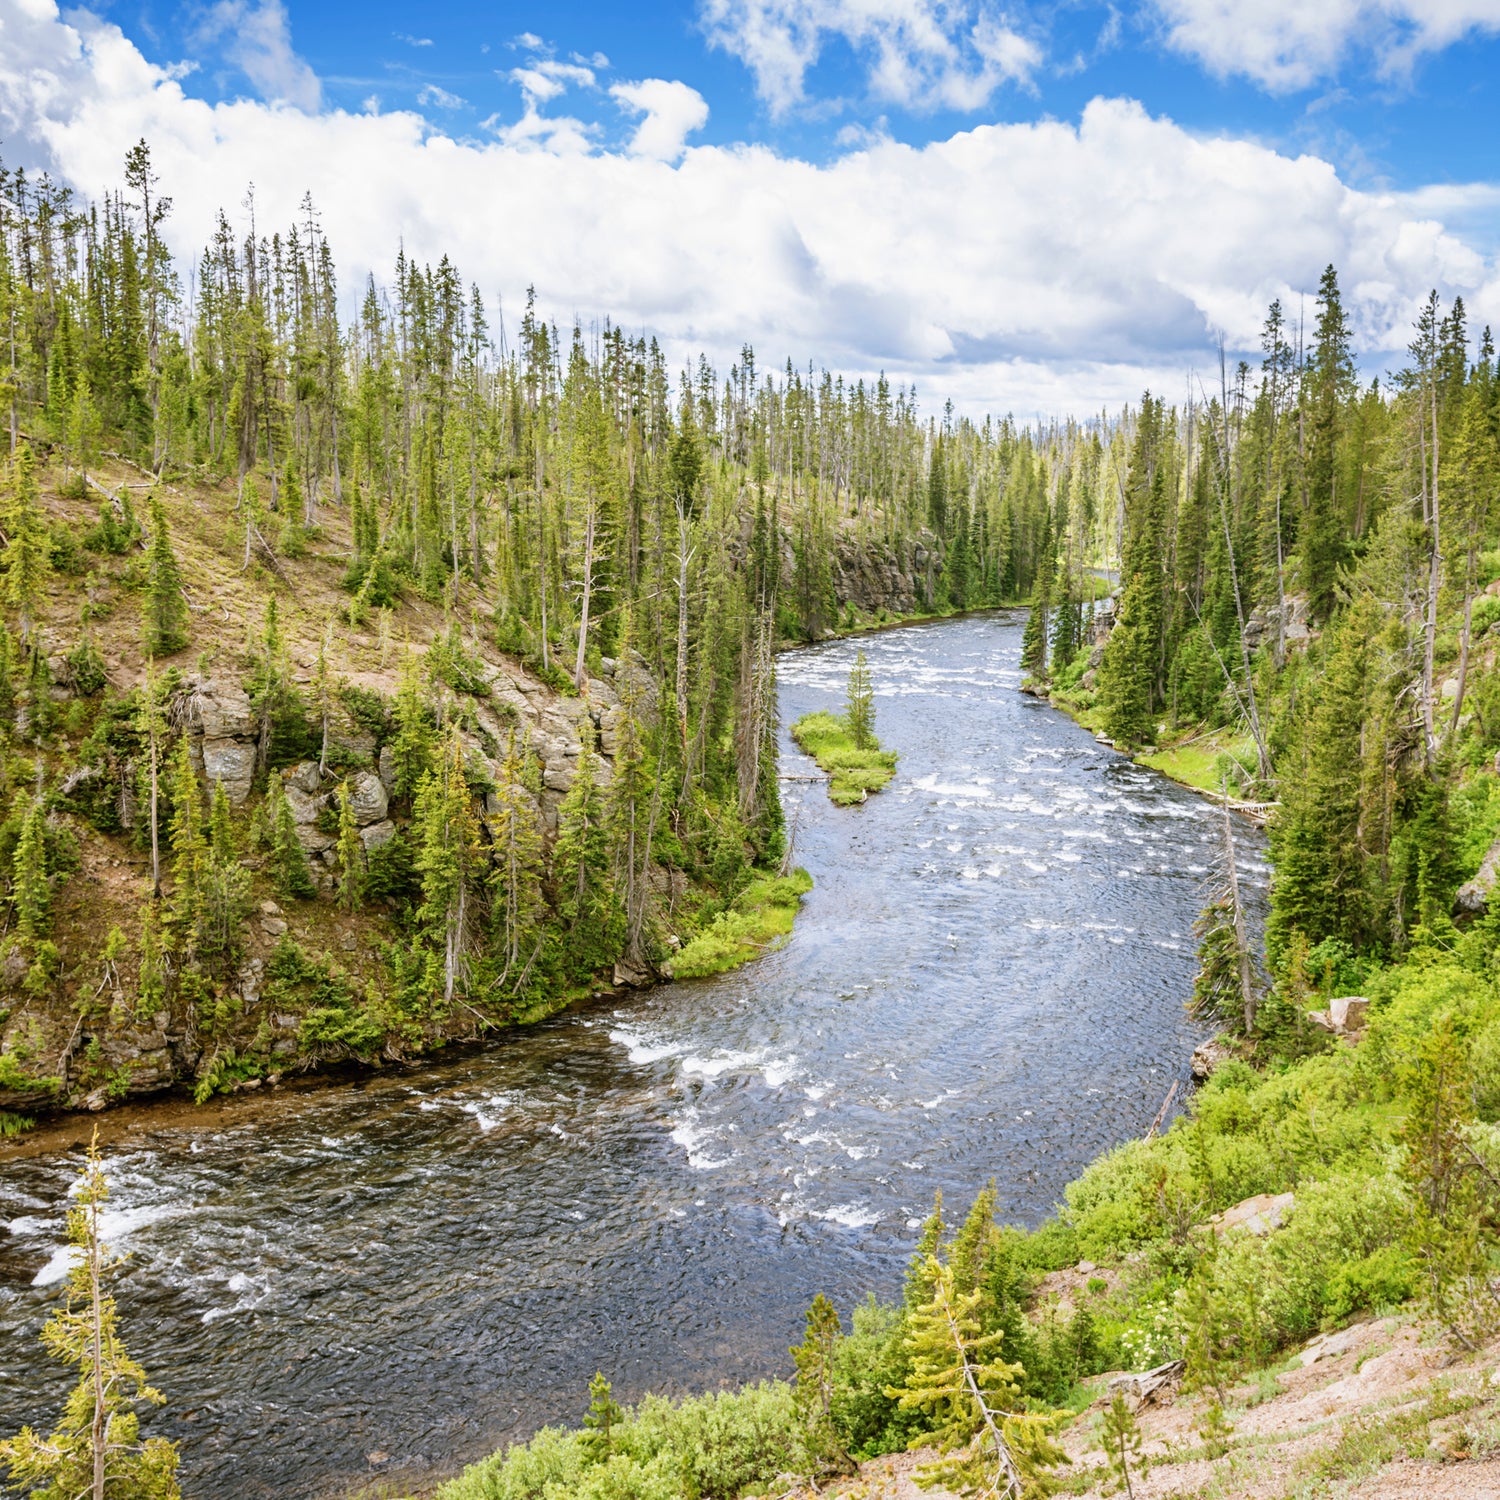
[22,643,54,743]
[1100,1393,1142,1498]
[1099,464,1167,747]
[166,736,206,942]
[1302,265,1354,623]
[143,489,188,657]
[889,1256,1067,1499]
[490,731,548,995]
[66,375,102,491]
[334,780,365,912]
[554,737,623,978]
[136,901,166,1020]
[844,649,876,751]
[266,774,315,900]
[389,651,435,800]
[1267,600,1374,960]
[1019,580,1050,681]
[12,794,50,947]
[2,444,52,640]
[135,662,166,899]
[413,730,483,1005]
[198,782,249,967]
[792,1293,854,1476]
[0,621,16,725]
[1398,1016,1497,1349]
[0,1132,182,1499]
[278,459,306,558]
[580,1372,624,1465]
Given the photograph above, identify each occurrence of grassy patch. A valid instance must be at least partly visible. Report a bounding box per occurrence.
[666,869,813,979]
[1137,730,1258,797]
[790,711,898,805]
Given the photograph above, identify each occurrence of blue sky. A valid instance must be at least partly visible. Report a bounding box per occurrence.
[100,0,1500,186]
[3,0,1499,416]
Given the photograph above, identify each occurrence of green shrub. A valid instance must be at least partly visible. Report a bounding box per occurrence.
[436,1382,812,1500]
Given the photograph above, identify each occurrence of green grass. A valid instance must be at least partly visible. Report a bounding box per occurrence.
[790,710,898,805]
[666,869,814,979]
[1137,730,1259,798]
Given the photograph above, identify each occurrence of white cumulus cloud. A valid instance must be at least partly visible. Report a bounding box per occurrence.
[0,2,1496,420]
[193,0,320,110]
[698,0,1041,115]
[610,78,709,160]
[416,84,466,110]
[1150,0,1500,91]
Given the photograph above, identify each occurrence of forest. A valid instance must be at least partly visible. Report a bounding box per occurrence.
[9,136,1500,1500]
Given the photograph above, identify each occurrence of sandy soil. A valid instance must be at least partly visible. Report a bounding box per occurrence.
[787,1315,1500,1499]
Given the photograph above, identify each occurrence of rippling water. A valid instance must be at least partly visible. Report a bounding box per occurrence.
[0,613,1265,1498]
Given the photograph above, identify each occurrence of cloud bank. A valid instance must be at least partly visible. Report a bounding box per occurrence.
[699,0,1042,115]
[1,0,1496,419]
[1150,0,1500,92]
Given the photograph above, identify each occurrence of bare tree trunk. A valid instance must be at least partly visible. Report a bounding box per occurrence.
[573,506,595,692]
[675,499,694,753]
[1421,382,1440,769]
[1449,535,1478,752]
[89,1189,108,1500]
[1222,786,1256,1033]
[149,712,161,900]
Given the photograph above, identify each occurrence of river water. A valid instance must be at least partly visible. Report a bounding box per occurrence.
[0,613,1265,1498]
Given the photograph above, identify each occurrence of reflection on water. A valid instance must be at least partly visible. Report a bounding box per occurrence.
[0,614,1265,1498]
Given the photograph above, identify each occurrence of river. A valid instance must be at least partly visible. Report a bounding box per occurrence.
[0,612,1266,1498]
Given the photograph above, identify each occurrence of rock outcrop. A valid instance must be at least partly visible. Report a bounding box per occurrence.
[1456,830,1500,916]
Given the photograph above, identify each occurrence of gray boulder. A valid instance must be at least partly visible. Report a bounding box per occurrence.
[287,761,323,795]
[285,785,326,825]
[360,819,396,852]
[347,770,388,826]
[189,678,256,739]
[202,738,256,806]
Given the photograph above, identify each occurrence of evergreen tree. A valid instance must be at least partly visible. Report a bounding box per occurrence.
[580,1372,624,1465]
[1302,266,1355,622]
[143,489,188,657]
[197,782,250,967]
[490,731,548,995]
[413,730,483,1005]
[1267,599,1375,960]
[554,738,622,978]
[389,651,435,800]
[889,1256,1067,1499]
[266,774,315,900]
[136,902,166,1020]
[334,780,365,913]
[792,1294,854,1476]
[1099,445,1168,747]
[2,444,52,640]
[166,735,205,942]
[844,649,876,750]
[1100,1393,1143,1499]
[12,794,51,947]
[0,1133,182,1499]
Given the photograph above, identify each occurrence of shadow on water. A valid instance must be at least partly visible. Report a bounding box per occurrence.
[0,613,1266,1498]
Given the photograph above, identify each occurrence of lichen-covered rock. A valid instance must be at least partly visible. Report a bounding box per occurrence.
[202,737,256,806]
[347,770,388,826]
[378,745,397,796]
[287,760,323,794]
[285,785,326,825]
[187,677,257,739]
[295,824,335,855]
[360,819,396,851]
